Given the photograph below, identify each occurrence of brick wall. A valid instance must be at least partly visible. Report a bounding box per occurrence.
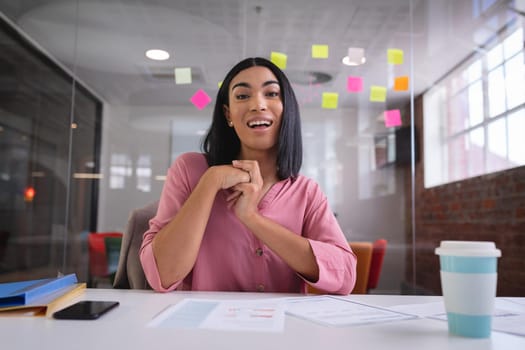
[404,96,525,296]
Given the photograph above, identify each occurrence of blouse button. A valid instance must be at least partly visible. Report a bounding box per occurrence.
[256,284,265,292]
[255,248,263,256]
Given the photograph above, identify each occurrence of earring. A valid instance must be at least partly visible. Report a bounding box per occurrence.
[228,121,233,127]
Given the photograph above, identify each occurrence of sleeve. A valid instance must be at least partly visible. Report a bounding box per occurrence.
[139,153,201,292]
[301,183,357,295]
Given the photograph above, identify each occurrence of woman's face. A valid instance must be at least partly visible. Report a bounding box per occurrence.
[224,66,283,156]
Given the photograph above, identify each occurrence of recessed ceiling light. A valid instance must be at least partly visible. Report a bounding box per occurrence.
[145,49,170,61]
[342,56,366,66]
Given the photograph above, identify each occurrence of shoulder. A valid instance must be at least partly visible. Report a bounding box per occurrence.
[286,174,326,201]
[169,152,209,181]
[291,174,322,192]
[172,152,208,170]
[175,152,208,165]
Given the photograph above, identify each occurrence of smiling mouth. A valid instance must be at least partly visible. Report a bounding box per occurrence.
[247,120,273,128]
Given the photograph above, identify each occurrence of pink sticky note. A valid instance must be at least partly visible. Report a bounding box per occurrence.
[190,89,212,110]
[347,76,363,92]
[384,109,402,128]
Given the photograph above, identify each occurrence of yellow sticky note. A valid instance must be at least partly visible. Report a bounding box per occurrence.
[393,76,409,91]
[387,49,404,64]
[312,45,329,59]
[370,86,387,102]
[218,81,223,88]
[271,52,287,70]
[174,67,192,84]
[322,92,338,109]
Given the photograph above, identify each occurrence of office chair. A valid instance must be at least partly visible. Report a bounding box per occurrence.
[104,236,123,284]
[306,241,373,295]
[367,238,387,292]
[348,241,373,294]
[88,232,123,287]
[113,201,158,289]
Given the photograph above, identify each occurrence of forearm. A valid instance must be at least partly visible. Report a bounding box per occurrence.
[240,213,319,282]
[152,170,220,288]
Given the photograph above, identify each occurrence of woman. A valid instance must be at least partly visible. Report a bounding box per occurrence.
[140,57,356,294]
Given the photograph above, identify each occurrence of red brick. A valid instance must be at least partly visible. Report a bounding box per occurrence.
[482,199,496,209]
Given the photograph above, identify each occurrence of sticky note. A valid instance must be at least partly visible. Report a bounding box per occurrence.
[393,76,409,91]
[218,81,223,88]
[312,45,329,59]
[322,92,338,109]
[190,89,212,110]
[175,67,192,84]
[270,52,287,70]
[370,86,387,102]
[347,76,363,92]
[347,47,365,65]
[387,49,404,64]
[384,109,402,127]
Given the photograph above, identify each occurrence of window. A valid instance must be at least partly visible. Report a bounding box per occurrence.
[424,26,525,188]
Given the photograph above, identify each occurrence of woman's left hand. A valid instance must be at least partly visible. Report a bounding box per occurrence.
[225,159,263,220]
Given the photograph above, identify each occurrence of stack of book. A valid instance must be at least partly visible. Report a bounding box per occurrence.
[0,273,85,317]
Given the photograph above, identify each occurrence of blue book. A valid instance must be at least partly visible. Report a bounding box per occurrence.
[0,274,78,308]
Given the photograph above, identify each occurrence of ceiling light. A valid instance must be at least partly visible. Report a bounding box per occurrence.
[343,47,366,66]
[342,56,366,66]
[145,49,170,61]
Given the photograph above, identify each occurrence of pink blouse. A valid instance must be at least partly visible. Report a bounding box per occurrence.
[140,152,356,294]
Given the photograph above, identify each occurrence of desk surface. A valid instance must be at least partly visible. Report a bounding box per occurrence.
[1,289,523,350]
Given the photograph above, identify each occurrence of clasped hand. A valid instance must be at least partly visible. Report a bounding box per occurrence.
[215,159,263,220]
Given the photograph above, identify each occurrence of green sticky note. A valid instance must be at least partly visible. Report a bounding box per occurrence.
[312,45,329,59]
[271,52,287,70]
[370,86,387,102]
[322,92,338,109]
[387,49,404,64]
[175,67,192,84]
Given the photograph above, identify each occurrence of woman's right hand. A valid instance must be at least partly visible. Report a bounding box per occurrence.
[206,164,251,191]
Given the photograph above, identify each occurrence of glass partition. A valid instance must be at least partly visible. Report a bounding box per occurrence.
[0,0,523,296]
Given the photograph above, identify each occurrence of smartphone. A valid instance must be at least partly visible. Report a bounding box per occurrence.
[53,300,119,320]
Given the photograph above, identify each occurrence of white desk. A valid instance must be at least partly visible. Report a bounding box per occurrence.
[1,289,523,350]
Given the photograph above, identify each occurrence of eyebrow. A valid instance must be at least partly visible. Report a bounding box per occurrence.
[231,80,279,91]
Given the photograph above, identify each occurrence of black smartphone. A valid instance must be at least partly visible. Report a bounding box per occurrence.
[53,300,119,320]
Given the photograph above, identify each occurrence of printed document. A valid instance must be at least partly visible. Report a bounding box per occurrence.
[148,298,285,332]
[284,296,416,327]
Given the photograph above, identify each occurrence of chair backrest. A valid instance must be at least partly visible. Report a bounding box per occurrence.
[104,236,123,276]
[348,241,373,294]
[113,201,159,289]
[88,232,123,278]
[306,241,373,295]
[367,238,387,291]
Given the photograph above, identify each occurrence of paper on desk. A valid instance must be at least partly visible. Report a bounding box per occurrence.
[284,296,416,327]
[147,298,285,332]
[389,299,525,337]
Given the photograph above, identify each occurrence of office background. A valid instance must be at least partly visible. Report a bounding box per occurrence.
[0,0,523,296]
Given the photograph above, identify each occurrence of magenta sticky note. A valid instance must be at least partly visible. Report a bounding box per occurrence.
[347,76,363,92]
[384,109,402,127]
[190,89,212,110]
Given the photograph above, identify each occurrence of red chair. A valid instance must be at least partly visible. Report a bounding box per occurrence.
[88,232,123,287]
[367,238,387,292]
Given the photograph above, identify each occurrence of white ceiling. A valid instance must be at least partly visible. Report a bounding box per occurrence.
[1,0,519,110]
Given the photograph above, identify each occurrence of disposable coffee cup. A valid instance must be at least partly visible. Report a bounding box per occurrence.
[435,241,501,338]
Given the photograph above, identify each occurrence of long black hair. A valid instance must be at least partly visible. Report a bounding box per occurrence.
[202,57,302,180]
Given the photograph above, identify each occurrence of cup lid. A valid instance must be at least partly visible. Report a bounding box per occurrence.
[435,240,501,257]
